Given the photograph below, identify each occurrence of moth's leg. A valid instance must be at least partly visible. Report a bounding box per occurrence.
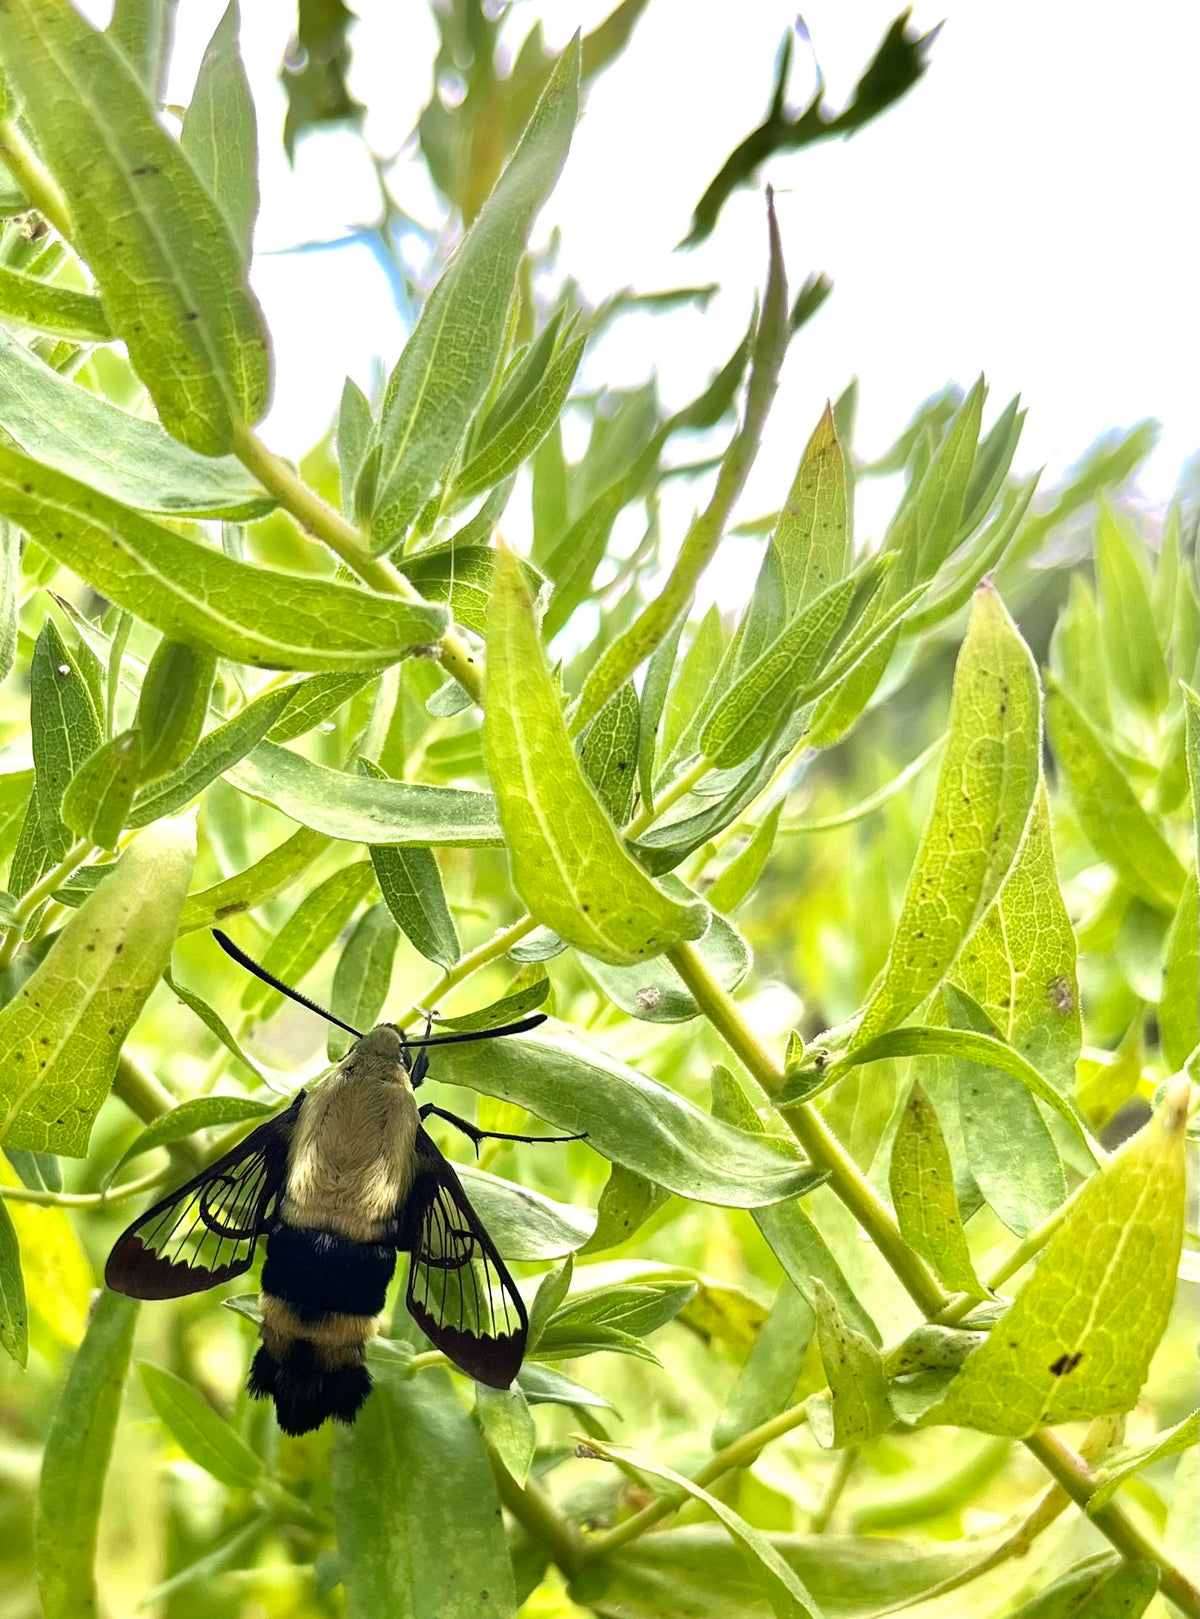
[408,1017,436,1088]
[418,1103,585,1156]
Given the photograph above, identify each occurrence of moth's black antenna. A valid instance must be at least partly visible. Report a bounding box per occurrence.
[212,929,364,1039]
[400,1014,548,1049]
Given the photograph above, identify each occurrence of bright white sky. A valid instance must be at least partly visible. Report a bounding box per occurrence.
[92,1,1198,553]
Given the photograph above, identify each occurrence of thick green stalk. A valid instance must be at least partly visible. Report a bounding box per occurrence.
[0,838,96,968]
[488,1450,586,1577]
[0,115,71,237]
[1,1168,166,1208]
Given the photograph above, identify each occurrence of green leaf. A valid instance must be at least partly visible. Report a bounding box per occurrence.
[8,616,102,895]
[485,545,705,965]
[637,609,686,811]
[709,801,783,913]
[1050,573,1111,729]
[1160,870,1199,1070]
[425,1032,825,1209]
[888,1080,985,1295]
[545,1280,696,1344]
[333,1363,517,1619]
[931,1084,1189,1435]
[752,1199,878,1347]
[179,1,259,262]
[177,823,330,934]
[517,1361,613,1412]
[266,671,371,743]
[453,333,586,504]
[403,541,542,639]
[0,0,269,452]
[581,1439,823,1619]
[135,639,216,780]
[0,448,449,672]
[105,0,172,94]
[712,1281,813,1448]
[228,741,500,845]
[1088,1408,1199,1514]
[109,1094,276,1184]
[580,885,750,1022]
[0,329,269,517]
[1046,675,1185,912]
[372,41,579,549]
[328,901,399,1059]
[337,377,374,518]
[578,680,640,826]
[0,1192,28,1366]
[771,402,849,613]
[0,263,111,340]
[952,784,1081,1093]
[162,967,266,1086]
[431,978,549,1033]
[661,605,725,771]
[1004,1555,1158,1619]
[0,818,195,1154]
[853,584,1042,1047]
[0,519,15,685]
[807,1280,892,1447]
[127,684,296,828]
[1095,501,1169,716]
[138,1361,261,1489]
[361,802,461,974]
[34,1290,138,1619]
[580,1162,670,1255]
[475,1383,536,1486]
[61,728,142,850]
[241,860,376,1013]
[453,1164,595,1261]
[946,981,1067,1237]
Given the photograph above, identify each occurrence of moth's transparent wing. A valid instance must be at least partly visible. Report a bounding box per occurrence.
[105,1098,302,1299]
[402,1133,527,1388]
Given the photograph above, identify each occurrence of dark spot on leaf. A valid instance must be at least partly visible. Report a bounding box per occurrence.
[115,942,123,953]
[86,942,95,951]
[184,311,199,322]
[1049,1350,1082,1376]
[1047,975,1074,1015]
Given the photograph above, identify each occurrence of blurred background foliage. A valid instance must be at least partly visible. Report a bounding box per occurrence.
[0,3,1196,1618]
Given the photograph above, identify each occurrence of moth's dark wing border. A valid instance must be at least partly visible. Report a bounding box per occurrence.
[401,1132,528,1388]
[105,1096,303,1299]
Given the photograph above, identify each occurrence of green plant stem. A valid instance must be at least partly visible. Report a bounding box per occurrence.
[625,754,711,839]
[777,731,948,836]
[488,1450,586,1578]
[0,1168,166,1208]
[579,1394,811,1563]
[1024,1428,1199,1617]
[809,1445,859,1533]
[394,913,537,1030]
[938,1182,1085,1326]
[111,1052,202,1169]
[0,116,72,238]
[0,837,96,969]
[229,424,486,703]
[666,935,949,1317]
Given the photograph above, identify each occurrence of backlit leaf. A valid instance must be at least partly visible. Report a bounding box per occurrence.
[1160,870,1200,1071]
[138,1360,261,1489]
[888,1080,985,1295]
[179,0,259,262]
[0,1192,27,1366]
[712,1281,813,1448]
[61,728,141,850]
[0,264,111,341]
[807,1280,892,1447]
[1095,501,1169,716]
[0,817,195,1155]
[177,823,331,934]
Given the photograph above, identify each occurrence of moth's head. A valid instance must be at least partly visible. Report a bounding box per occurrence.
[354,1024,407,1069]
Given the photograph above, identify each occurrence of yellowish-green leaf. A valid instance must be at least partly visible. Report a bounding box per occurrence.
[807,1280,893,1448]
[327,901,400,1059]
[0,1192,27,1366]
[771,402,849,613]
[0,0,268,452]
[179,0,258,262]
[1095,500,1169,716]
[138,1361,261,1489]
[34,1290,137,1619]
[1160,869,1199,1071]
[61,728,141,850]
[854,584,1041,1047]
[952,783,1080,1093]
[1088,1408,1199,1514]
[712,1281,813,1448]
[582,1437,822,1619]
[177,823,330,934]
[0,263,111,341]
[475,1383,536,1487]
[709,801,784,913]
[372,40,579,549]
[485,545,705,965]
[242,860,376,1014]
[0,1164,91,1349]
[1046,675,1185,912]
[930,1082,1189,1435]
[0,817,196,1155]
[0,445,448,672]
[135,639,215,780]
[889,1081,985,1296]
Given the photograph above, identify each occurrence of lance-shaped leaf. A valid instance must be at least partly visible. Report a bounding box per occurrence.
[0,1195,27,1367]
[452,332,586,504]
[138,1361,262,1489]
[427,1031,824,1209]
[807,1280,893,1448]
[241,861,377,1013]
[889,1081,985,1296]
[475,1383,536,1486]
[359,760,460,970]
[0,0,269,453]
[177,823,330,933]
[1160,870,1200,1071]
[371,40,579,549]
[0,328,269,517]
[771,402,849,613]
[333,1364,517,1619]
[0,447,448,672]
[229,741,499,846]
[179,0,259,262]
[431,979,549,1033]
[853,584,1041,1048]
[1046,675,1186,913]
[0,817,195,1155]
[712,1281,814,1448]
[106,1094,276,1186]
[136,639,215,780]
[328,901,399,1059]
[929,1083,1190,1436]
[61,728,142,851]
[581,1439,823,1619]
[0,264,111,341]
[34,1291,138,1619]
[1095,500,1169,717]
[485,545,705,965]
[454,1164,595,1261]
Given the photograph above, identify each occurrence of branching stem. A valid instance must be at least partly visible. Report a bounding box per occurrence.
[0,838,95,969]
